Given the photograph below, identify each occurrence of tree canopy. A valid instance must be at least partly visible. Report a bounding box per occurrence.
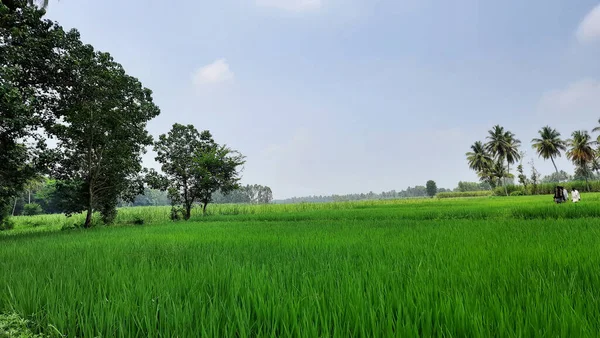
[150,124,245,220]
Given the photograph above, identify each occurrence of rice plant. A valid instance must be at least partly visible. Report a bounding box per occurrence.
[2,194,600,336]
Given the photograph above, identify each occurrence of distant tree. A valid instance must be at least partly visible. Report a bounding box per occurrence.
[516,162,529,194]
[150,124,245,219]
[426,180,437,197]
[531,126,566,177]
[50,49,160,227]
[567,130,596,191]
[192,145,245,215]
[456,181,491,192]
[485,125,521,195]
[540,171,572,183]
[528,159,540,195]
[149,124,214,220]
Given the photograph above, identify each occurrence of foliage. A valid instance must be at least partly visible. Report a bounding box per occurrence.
[529,159,541,195]
[455,181,491,192]
[191,144,246,215]
[0,217,14,231]
[516,164,528,188]
[150,124,245,219]
[0,313,43,338]
[425,180,437,197]
[531,126,566,174]
[567,130,596,191]
[484,125,521,195]
[0,0,71,227]
[22,203,42,216]
[436,191,492,198]
[212,184,273,204]
[540,170,572,183]
[49,45,160,228]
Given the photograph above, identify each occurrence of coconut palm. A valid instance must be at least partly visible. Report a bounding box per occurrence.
[485,125,507,160]
[592,118,600,133]
[485,125,520,195]
[504,132,521,181]
[466,141,492,172]
[531,126,567,177]
[567,130,596,190]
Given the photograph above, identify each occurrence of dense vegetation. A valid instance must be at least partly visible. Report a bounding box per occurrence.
[3,195,600,336]
[466,123,600,195]
[0,1,246,227]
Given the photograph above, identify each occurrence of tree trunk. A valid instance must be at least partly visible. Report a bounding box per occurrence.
[550,156,559,178]
[84,181,93,228]
[28,190,31,204]
[12,197,18,216]
[202,202,208,216]
[184,203,191,220]
[586,176,590,192]
[84,205,93,228]
[505,162,510,196]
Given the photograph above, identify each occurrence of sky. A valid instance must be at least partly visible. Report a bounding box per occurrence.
[44,0,600,199]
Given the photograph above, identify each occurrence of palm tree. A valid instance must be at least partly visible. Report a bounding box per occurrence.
[531,126,567,177]
[504,132,521,182]
[567,130,596,190]
[485,125,507,161]
[466,141,492,172]
[592,118,600,133]
[485,125,520,195]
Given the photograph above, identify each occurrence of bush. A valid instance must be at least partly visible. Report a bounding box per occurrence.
[129,216,145,225]
[493,185,524,196]
[22,203,43,216]
[0,217,15,231]
[510,190,524,196]
[436,191,492,199]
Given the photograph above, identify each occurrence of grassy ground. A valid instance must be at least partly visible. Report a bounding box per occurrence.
[1,194,600,336]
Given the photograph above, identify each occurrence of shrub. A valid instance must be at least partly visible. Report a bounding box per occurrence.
[129,217,145,225]
[22,203,43,216]
[0,217,15,231]
[436,191,492,199]
[510,191,524,196]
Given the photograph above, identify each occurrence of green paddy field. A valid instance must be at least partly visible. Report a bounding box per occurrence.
[1,195,600,337]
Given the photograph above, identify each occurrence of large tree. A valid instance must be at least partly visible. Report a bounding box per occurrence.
[531,126,566,177]
[567,130,596,191]
[425,180,437,197]
[193,144,246,215]
[50,48,160,227]
[150,124,245,219]
[0,0,76,225]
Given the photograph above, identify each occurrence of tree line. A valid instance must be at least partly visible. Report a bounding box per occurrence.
[275,184,451,204]
[8,180,274,217]
[466,122,600,195]
[1,1,248,228]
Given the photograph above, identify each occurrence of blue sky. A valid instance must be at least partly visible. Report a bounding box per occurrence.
[45,0,600,198]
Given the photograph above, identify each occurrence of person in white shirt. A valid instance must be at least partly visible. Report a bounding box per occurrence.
[563,188,569,202]
[572,189,580,203]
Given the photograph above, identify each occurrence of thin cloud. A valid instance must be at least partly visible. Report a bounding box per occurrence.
[256,0,321,12]
[192,59,234,86]
[538,79,600,128]
[576,3,600,43]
